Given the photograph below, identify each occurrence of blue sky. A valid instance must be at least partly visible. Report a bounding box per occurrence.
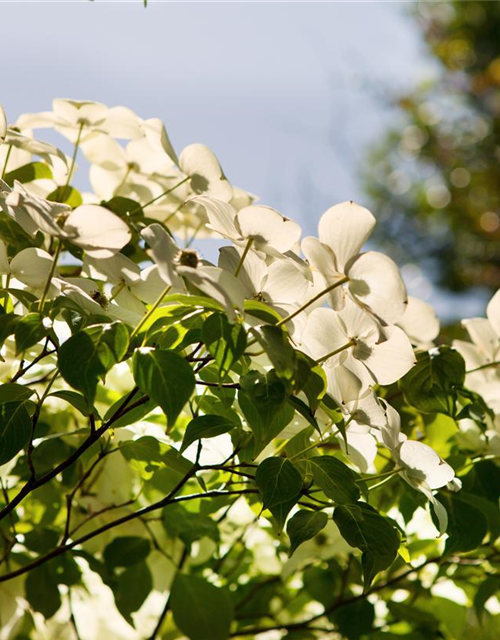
[1,1,488,319]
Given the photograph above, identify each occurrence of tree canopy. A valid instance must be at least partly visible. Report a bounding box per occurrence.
[0,97,500,639]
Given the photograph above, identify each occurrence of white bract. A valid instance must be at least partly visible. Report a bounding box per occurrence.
[302,201,408,324]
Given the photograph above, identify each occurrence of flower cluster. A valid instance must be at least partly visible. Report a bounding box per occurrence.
[0,98,495,639]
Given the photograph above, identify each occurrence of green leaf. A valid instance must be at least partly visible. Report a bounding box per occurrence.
[302,361,327,411]
[333,502,400,589]
[104,536,151,569]
[120,436,193,480]
[287,509,328,555]
[243,299,282,325]
[133,348,195,427]
[251,324,297,381]
[331,599,375,639]
[170,574,234,640]
[443,494,488,554]
[103,392,155,428]
[47,185,83,208]
[0,383,35,404]
[58,322,129,403]
[112,561,152,625]
[180,414,235,453]
[308,455,360,504]
[25,564,61,619]
[4,161,52,186]
[400,346,465,417]
[0,401,32,465]
[238,369,294,458]
[49,390,95,417]
[202,312,247,378]
[474,576,500,621]
[288,395,321,434]
[162,504,219,546]
[0,313,19,348]
[14,312,50,354]
[255,457,303,510]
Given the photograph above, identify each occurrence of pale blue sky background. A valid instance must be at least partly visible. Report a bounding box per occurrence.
[0,0,488,319]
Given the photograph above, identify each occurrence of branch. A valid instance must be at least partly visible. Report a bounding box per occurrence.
[0,388,143,524]
[0,489,258,584]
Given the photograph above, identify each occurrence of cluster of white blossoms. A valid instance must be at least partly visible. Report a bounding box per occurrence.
[0,99,460,527]
[454,290,500,455]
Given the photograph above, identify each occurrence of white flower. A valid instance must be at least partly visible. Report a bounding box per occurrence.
[193,195,302,255]
[302,201,408,324]
[179,144,232,201]
[301,301,415,387]
[397,296,440,348]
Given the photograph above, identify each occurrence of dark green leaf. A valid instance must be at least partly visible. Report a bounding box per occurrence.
[180,414,235,453]
[243,300,281,325]
[202,312,247,378]
[333,502,400,589]
[251,324,296,381]
[14,312,50,354]
[49,390,95,417]
[104,536,151,569]
[474,576,500,621]
[0,383,35,404]
[170,573,234,640]
[58,322,129,402]
[162,504,219,546]
[133,348,195,427]
[331,599,375,639]
[238,369,294,458]
[309,456,360,504]
[25,565,61,618]
[400,347,465,417]
[103,392,155,428]
[112,561,152,624]
[256,457,303,509]
[287,509,328,555]
[443,494,488,554]
[0,401,32,465]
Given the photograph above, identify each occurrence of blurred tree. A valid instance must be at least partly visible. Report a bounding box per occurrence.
[365,0,500,291]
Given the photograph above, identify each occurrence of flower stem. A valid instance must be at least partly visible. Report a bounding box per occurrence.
[234,238,254,277]
[466,360,500,374]
[129,177,190,216]
[316,339,356,364]
[1,145,13,179]
[129,285,172,341]
[109,281,127,303]
[38,239,62,312]
[63,121,84,198]
[275,276,349,328]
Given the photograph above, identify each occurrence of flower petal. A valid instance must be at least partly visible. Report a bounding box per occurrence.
[179,144,232,201]
[0,102,6,140]
[364,326,416,386]
[398,440,455,490]
[65,205,131,259]
[397,296,440,346]
[318,201,376,271]
[487,289,500,340]
[237,206,301,253]
[348,251,408,324]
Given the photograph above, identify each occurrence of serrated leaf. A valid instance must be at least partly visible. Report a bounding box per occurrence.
[133,348,195,427]
[287,509,328,555]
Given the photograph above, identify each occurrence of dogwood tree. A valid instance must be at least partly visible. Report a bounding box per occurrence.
[0,98,499,640]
